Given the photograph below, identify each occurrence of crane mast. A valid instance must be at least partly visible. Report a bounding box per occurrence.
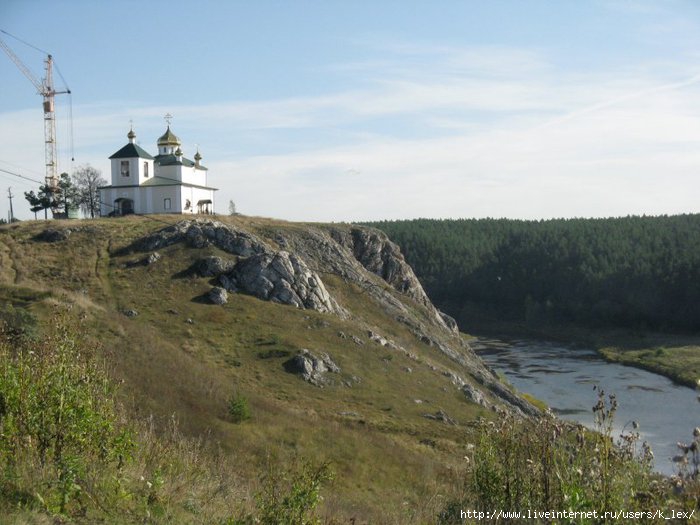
[0,33,70,190]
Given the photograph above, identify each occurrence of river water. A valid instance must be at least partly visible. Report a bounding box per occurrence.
[474,339,699,476]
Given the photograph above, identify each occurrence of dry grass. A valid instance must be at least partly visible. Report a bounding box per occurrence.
[0,216,487,523]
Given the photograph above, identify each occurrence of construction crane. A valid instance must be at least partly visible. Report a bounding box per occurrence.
[0,29,71,191]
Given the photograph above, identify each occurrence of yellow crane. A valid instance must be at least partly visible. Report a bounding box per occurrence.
[0,29,72,191]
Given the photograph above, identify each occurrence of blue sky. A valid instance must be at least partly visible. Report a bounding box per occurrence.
[2,0,700,221]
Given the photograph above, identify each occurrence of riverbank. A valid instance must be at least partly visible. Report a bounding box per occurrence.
[461,319,700,389]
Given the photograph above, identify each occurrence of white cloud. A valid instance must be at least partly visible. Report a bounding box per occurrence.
[2,42,700,222]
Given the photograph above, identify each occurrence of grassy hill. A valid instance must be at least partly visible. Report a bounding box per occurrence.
[0,215,512,523]
[0,216,691,524]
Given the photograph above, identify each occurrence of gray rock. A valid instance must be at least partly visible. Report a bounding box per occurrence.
[223,251,339,314]
[123,309,138,318]
[132,219,269,257]
[439,310,459,334]
[422,410,457,425]
[196,255,236,277]
[367,330,389,346]
[145,252,161,265]
[462,383,487,406]
[208,286,228,305]
[283,349,340,386]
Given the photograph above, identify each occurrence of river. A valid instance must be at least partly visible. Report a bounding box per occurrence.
[474,338,699,476]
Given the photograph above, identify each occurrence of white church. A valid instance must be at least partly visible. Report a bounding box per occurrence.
[99,122,217,216]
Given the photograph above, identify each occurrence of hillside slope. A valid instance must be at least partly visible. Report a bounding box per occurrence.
[0,215,536,522]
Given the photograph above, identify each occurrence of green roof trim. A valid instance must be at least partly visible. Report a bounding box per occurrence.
[154,154,208,170]
[109,143,154,160]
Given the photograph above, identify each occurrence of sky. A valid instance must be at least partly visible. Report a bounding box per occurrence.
[2,0,700,222]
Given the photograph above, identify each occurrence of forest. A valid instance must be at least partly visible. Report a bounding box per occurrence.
[367,214,700,333]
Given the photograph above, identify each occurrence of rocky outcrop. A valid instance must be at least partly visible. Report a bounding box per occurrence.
[128,220,343,315]
[122,219,538,416]
[329,226,458,334]
[220,251,343,315]
[332,227,432,306]
[132,219,268,256]
[283,349,341,386]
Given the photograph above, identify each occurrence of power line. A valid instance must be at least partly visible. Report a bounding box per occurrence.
[0,167,43,185]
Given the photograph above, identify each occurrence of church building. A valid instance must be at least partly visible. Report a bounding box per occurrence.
[99,123,217,216]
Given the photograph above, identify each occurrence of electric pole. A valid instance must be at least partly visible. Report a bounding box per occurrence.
[7,187,14,222]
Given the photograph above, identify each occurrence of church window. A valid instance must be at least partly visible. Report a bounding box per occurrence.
[120,160,130,177]
[164,198,171,210]
[144,162,149,177]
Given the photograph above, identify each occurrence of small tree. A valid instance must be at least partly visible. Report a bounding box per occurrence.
[72,164,106,218]
[55,172,80,217]
[24,185,54,220]
[228,200,237,216]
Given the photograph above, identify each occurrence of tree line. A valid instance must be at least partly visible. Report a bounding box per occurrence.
[24,164,106,219]
[367,215,700,333]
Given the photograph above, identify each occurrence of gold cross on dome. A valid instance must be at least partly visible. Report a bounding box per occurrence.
[164,113,173,126]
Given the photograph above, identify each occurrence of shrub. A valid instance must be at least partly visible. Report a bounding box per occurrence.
[232,458,333,525]
[0,302,37,341]
[228,392,251,423]
[0,314,133,515]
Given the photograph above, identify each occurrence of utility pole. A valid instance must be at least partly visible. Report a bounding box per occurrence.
[7,187,14,222]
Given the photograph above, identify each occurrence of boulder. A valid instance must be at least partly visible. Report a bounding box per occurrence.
[422,410,457,425]
[283,349,340,386]
[208,286,228,305]
[196,255,236,277]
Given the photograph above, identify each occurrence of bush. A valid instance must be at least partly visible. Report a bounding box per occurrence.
[228,392,251,423]
[232,458,333,525]
[0,315,133,515]
[0,302,37,341]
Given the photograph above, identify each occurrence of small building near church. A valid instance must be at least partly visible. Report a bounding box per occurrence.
[99,125,217,216]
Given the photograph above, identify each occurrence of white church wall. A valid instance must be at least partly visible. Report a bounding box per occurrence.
[156,164,182,183]
[151,186,181,214]
[181,186,215,214]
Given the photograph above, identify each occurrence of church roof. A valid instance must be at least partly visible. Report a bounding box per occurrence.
[153,153,208,170]
[109,143,154,160]
[157,126,181,146]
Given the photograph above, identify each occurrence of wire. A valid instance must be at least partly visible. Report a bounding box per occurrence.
[0,167,43,185]
[0,29,49,55]
[53,61,70,92]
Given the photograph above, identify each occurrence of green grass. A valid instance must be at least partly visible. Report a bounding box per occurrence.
[598,340,700,388]
[0,216,487,522]
[3,216,700,523]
